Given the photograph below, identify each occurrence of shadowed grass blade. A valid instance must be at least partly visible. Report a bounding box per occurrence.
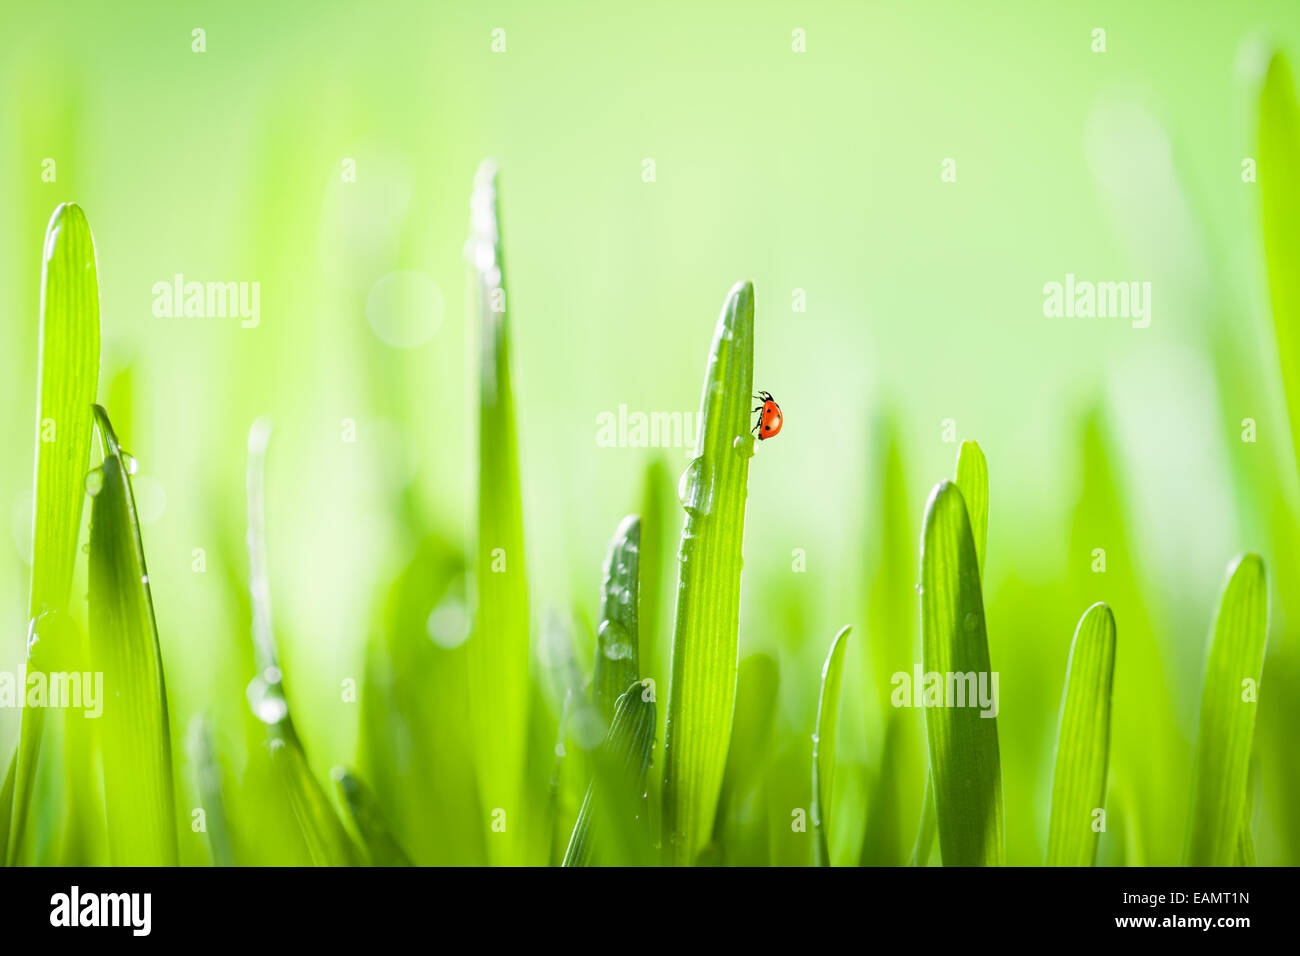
[466,160,531,864]
[661,281,756,866]
[812,626,851,866]
[1260,54,1300,472]
[562,683,656,867]
[87,405,177,865]
[244,418,360,867]
[1046,602,1116,866]
[593,515,641,722]
[920,481,1003,866]
[1185,554,1269,866]
[5,203,101,865]
[332,767,414,866]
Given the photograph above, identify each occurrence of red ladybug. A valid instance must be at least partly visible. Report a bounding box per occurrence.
[751,390,783,440]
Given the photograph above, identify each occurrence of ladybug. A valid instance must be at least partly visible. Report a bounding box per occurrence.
[751,390,783,440]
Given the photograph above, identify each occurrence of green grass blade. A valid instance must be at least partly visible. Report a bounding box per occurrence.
[187,715,236,867]
[661,281,756,866]
[1185,554,1269,865]
[909,777,937,866]
[1046,602,1116,866]
[5,203,101,865]
[713,653,780,864]
[954,439,988,577]
[87,405,177,865]
[812,625,852,866]
[638,457,670,688]
[920,480,1004,866]
[910,440,987,867]
[466,160,531,864]
[331,767,414,866]
[1260,54,1300,471]
[593,515,641,722]
[860,408,923,867]
[245,418,360,867]
[562,683,656,867]
[0,750,15,860]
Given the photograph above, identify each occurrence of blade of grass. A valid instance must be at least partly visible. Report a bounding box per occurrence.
[86,405,177,865]
[593,515,641,723]
[1260,54,1300,474]
[1185,554,1269,865]
[5,203,101,865]
[187,714,236,866]
[920,480,1003,866]
[911,440,988,866]
[954,440,989,576]
[244,418,360,867]
[331,767,414,866]
[1046,602,1116,866]
[660,281,756,866]
[812,626,852,866]
[860,408,923,867]
[562,682,656,867]
[466,160,531,864]
[909,778,936,866]
[714,652,780,864]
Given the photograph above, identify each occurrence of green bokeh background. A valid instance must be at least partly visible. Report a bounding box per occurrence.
[2,1,1298,865]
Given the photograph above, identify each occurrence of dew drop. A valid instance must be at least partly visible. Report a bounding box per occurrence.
[676,456,714,516]
[246,668,289,725]
[121,453,139,476]
[732,435,755,459]
[85,468,105,496]
[598,619,633,660]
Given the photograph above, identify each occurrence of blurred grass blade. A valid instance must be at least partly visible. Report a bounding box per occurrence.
[1185,554,1269,865]
[714,652,780,862]
[812,626,851,866]
[562,683,656,867]
[593,515,641,722]
[0,750,15,860]
[466,160,531,864]
[661,281,756,866]
[245,418,360,867]
[187,714,236,867]
[5,203,101,865]
[1046,602,1116,866]
[332,767,414,866]
[954,440,988,577]
[909,778,937,866]
[1260,54,1300,470]
[920,481,1003,866]
[860,408,923,867]
[87,405,177,865]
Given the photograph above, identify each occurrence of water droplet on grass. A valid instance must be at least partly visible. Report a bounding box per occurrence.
[732,435,755,458]
[85,468,104,496]
[677,457,714,516]
[598,620,633,660]
[246,668,289,725]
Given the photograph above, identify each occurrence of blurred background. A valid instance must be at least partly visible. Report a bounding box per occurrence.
[1,0,1298,865]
